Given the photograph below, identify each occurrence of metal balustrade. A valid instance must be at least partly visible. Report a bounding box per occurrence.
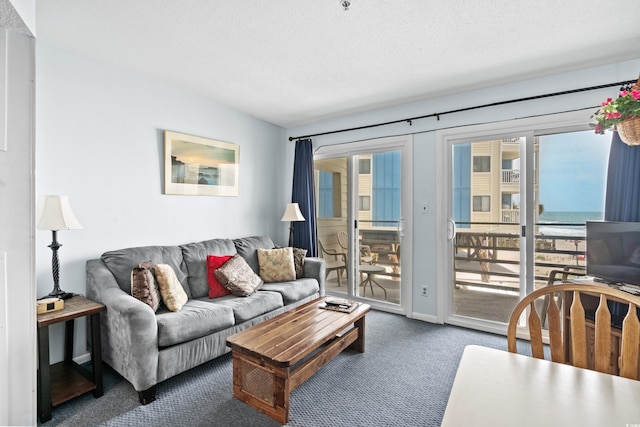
[454,223,587,293]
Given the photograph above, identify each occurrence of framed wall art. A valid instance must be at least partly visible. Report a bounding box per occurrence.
[164,130,240,196]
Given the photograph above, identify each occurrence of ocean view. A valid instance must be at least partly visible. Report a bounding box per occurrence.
[538,211,604,237]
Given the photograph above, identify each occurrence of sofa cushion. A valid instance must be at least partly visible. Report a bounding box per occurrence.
[180,238,237,298]
[258,247,296,282]
[233,236,275,275]
[101,245,189,297]
[131,261,161,312]
[214,254,263,296]
[155,264,189,312]
[204,291,284,323]
[206,255,233,298]
[259,278,320,305]
[156,300,235,347]
[293,247,307,279]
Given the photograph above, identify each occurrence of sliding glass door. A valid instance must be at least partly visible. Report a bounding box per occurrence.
[438,113,611,333]
[314,136,412,313]
[450,136,530,323]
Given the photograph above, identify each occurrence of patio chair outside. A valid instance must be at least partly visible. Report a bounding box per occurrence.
[338,230,373,264]
[318,240,346,287]
[540,265,586,327]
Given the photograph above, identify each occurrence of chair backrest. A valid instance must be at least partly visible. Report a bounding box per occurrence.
[507,283,640,380]
[318,239,329,257]
[336,231,373,264]
[337,231,348,250]
[546,266,586,286]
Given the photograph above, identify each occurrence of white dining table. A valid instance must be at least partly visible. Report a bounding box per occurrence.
[441,345,640,427]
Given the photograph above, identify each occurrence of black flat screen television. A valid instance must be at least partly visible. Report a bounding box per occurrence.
[586,221,640,287]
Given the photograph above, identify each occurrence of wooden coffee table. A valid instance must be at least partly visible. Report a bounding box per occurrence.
[226,297,370,423]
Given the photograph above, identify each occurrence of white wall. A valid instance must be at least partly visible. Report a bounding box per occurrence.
[286,59,640,320]
[35,40,289,364]
[0,29,36,426]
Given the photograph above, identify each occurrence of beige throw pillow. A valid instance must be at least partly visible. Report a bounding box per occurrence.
[155,264,188,312]
[257,247,296,282]
[214,254,263,296]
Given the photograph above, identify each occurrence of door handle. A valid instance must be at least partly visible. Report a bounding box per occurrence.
[397,218,405,239]
[447,219,456,241]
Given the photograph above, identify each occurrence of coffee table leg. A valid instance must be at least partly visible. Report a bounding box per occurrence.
[350,316,366,353]
[232,353,292,424]
[273,366,291,424]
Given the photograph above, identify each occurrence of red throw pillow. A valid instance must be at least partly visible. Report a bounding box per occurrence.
[206,255,233,298]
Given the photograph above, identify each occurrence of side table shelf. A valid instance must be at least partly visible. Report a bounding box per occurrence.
[37,295,105,423]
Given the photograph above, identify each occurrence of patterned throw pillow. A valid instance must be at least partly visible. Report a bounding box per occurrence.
[257,247,296,282]
[131,261,161,312]
[292,247,307,279]
[206,255,233,298]
[155,264,188,312]
[214,254,263,296]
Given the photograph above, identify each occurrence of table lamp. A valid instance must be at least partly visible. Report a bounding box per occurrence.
[281,203,305,247]
[37,195,83,300]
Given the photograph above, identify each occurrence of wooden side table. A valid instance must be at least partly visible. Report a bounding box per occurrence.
[37,295,105,422]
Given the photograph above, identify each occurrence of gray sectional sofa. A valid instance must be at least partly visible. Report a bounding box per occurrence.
[86,235,326,404]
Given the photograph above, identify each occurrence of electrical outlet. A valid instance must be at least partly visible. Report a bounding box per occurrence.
[421,286,428,297]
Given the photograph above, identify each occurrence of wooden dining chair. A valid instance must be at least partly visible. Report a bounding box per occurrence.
[507,283,640,380]
[539,266,586,327]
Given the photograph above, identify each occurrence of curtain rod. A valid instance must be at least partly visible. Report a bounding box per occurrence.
[288,79,637,141]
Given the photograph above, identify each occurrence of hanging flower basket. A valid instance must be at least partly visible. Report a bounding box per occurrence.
[592,76,640,146]
[616,116,640,146]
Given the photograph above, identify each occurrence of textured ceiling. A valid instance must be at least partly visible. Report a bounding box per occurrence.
[36,0,640,128]
[0,0,32,36]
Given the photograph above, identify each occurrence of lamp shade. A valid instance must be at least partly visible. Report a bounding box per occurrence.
[37,195,83,231]
[281,203,305,222]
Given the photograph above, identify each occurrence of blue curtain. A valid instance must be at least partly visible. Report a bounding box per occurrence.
[604,132,640,222]
[291,139,318,257]
[603,131,640,319]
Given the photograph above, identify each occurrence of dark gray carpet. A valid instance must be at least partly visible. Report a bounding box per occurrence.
[41,310,518,427]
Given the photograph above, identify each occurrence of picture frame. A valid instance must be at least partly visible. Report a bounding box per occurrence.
[164,130,240,196]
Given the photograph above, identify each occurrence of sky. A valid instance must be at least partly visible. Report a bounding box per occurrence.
[538,130,612,213]
[173,139,237,167]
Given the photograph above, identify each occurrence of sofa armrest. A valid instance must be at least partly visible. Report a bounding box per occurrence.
[86,259,159,392]
[303,257,326,296]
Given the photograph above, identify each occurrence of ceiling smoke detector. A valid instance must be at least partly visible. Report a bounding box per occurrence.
[341,0,351,11]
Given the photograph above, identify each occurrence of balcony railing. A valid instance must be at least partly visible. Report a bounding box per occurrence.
[501,169,520,184]
[501,209,520,223]
[453,223,586,293]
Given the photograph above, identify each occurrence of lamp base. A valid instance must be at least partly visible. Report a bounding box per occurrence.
[44,288,74,300]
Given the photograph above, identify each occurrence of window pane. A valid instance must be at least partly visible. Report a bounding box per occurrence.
[473,195,490,212]
[535,130,610,288]
[359,158,371,174]
[359,195,370,211]
[473,156,490,172]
